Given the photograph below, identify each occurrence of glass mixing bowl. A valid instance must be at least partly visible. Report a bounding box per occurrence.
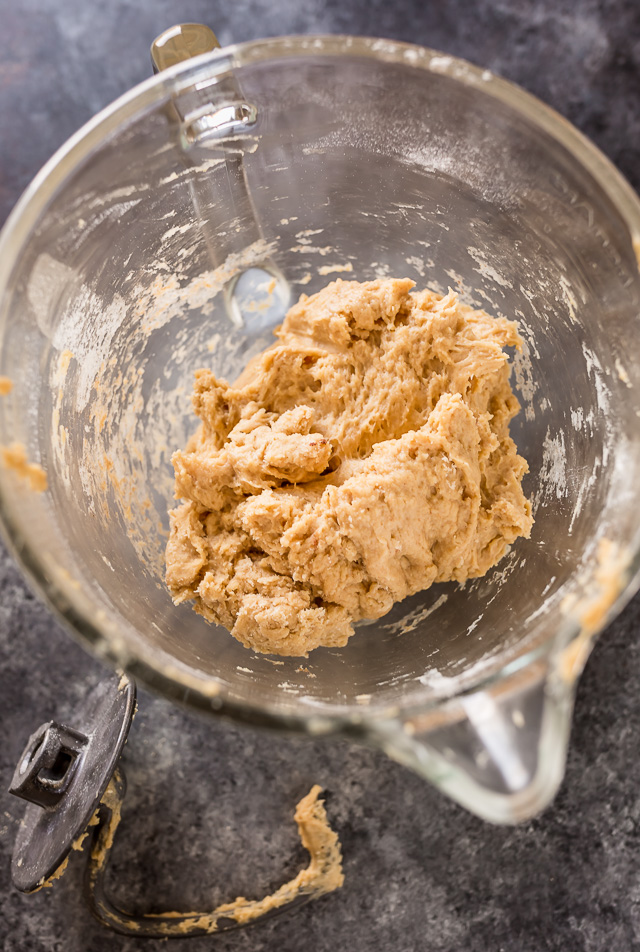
[1,34,639,824]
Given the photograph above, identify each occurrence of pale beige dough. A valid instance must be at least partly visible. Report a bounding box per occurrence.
[166,278,533,656]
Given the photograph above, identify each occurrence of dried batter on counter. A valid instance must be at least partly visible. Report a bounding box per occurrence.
[166,278,533,656]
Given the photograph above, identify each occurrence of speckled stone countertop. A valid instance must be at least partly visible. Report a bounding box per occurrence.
[1,2,640,950]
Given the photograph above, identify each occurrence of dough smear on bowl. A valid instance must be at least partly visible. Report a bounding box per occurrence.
[166,278,533,656]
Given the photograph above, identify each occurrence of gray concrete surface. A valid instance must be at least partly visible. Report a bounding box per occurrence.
[1,2,639,949]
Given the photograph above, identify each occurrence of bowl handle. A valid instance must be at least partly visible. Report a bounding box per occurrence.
[149,22,290,327]
[370,655,578,825]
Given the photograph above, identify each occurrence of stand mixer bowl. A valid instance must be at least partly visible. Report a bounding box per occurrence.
[1,34,640,824]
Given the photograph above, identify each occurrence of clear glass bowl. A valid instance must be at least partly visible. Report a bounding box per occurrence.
[1,35,640,823]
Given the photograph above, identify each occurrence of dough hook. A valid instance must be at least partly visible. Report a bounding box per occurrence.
[8,673,344,938]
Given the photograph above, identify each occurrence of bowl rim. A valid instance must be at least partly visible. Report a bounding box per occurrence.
[1,33,640,736]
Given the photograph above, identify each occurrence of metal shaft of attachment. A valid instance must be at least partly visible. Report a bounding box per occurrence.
[10,722,88,809]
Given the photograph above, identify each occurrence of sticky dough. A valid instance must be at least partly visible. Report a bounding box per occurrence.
[166,278,533,656]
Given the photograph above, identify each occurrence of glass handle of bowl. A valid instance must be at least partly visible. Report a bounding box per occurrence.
[371,657,577,824]
[150,22,290,327]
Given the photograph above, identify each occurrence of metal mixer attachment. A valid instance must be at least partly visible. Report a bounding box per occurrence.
[8,674,343,938]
